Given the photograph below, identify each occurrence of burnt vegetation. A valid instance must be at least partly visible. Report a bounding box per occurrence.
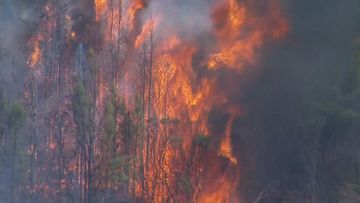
[1,0,360,203]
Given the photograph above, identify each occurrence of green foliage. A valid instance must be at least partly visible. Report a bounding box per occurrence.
[0,92,26,142]
[73,80,87,110]
[104,101,115,139]
[168,135,183,149]
[341,42,360,96]
[0,91,8,134]
[340,183,360,202]
[0,36,8,60]
[0,91,6,114]
[72,79,89,137]
[111,156,130,183]
[121,111,133,142]
[134,96,143,116]
[0,93,27,202]
[111,156,125,169]
[160,117,180,125]
[310,101,360,122]
[112,172,129,184]
[87,47,99,75]
[118,97,127,116]
[192,134,211,149]
[149,116,157,126]
[355,45,360,87]
[7,103,26,133]
[295,44,360,202]
[176,174,192,194]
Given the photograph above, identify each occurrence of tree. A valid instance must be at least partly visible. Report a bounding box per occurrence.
[7,102,26,203]
[72,79,91,203]
[0,91,7,148]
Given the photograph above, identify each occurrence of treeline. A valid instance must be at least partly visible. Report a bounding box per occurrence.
[0,92,26,203]
[0,0,215,202]
[234,40,360,202]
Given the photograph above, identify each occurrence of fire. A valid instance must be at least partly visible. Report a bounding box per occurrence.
[268,0,290,39]
[70,32,76,39]
[219,112,239,165]
[208,0,288,71]
[95,0,107,21]
[24,0,288,202]
[28,39,41,69]
[214,0,246,39]
[126,0,147,30]
[27,2,57,70]
[135,18,158,49]
[130,0,288,201]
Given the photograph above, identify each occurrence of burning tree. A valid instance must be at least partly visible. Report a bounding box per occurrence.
[4,0,360,203]
[15,0,287,202]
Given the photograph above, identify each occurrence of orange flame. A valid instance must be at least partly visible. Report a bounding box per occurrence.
[219,111,240,165]
[95,0,107,21]
[135,18,158,48]
[208,0,288,71]
[28,38,41,69]
[129,0,288,201]
[25,0,288,202]
[126,0,147,30]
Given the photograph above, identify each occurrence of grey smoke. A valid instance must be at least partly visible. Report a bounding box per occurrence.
[0,0,39,99]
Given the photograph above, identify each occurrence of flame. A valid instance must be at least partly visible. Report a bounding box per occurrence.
[28,38,41,69]
[130,0,287,201]
[219,112,239,165]
[70,32,76,39]
[135,18,158,48]
[95,0,107,21]
[27,3,57,70]
[268,0,290,39]
[126,0,147,30]
[208,0,288,71]
[25,0,288,202]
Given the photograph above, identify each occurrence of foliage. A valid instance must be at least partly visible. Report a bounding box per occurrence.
[169,134,183,149]
[0,93,26,202]
[0,91,8,138]
[310,100,360,122]
[7,103,26,133]
[193,134,211,149]
[111,156,130,183]
[160,117,180,125]
[88,47,99,75]
[72,79,89,138]
[176,174,192,194]
[104,101,115,139]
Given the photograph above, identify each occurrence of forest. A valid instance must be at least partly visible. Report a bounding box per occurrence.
[1,0,360,202]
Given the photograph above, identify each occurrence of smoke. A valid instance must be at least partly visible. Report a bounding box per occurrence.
[148,0,213,40]
[232,0,360,201]
[0,0,39,99]
[279,0,360,92]
[2,0,360,202]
